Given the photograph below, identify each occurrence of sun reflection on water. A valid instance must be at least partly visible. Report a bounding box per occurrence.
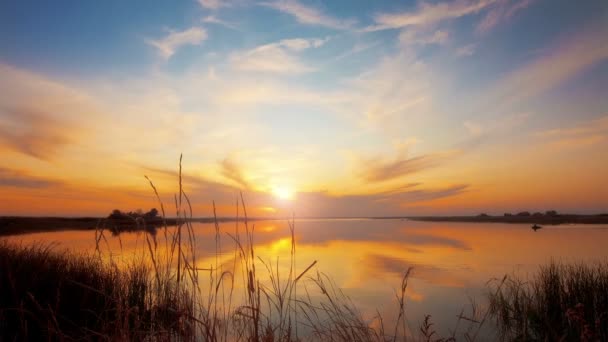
[4,219,608,336]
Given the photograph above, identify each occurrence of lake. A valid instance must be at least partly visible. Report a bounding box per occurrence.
[4,219,608,339]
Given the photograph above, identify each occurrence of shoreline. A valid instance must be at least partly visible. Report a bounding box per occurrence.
[0,216,270,237]
[405,214,608,225]
[2,214,608,236]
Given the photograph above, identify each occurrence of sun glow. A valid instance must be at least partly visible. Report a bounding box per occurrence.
[272,186,294,200]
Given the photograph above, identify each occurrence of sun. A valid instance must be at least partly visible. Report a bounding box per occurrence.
[272,186,294,200]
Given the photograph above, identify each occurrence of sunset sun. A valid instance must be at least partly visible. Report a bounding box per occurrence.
[272,186,294,200]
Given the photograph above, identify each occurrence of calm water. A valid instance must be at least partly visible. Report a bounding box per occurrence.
[5,219,608,338]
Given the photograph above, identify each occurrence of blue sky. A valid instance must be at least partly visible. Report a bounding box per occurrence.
[1,0,607,216]
[1,0,603,78]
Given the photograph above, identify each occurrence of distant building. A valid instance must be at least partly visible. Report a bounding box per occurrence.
[517,211,531,216]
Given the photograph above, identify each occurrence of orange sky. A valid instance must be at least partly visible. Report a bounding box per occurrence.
[1,1,607,217]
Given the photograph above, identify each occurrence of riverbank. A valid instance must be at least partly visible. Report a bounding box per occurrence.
[3,213,608,237]
[0,216,269,236]
[406,214,608,225]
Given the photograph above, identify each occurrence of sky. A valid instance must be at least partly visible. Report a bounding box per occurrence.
[0,0,607,217]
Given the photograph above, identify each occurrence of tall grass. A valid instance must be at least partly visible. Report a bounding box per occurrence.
[0,155,528,341]
[488,261,608,341]
[1,155,405,341]
[0,241,189,340]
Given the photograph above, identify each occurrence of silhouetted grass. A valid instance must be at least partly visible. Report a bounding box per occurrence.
[488,261,608,341]
[0,241,193,340]
[12,155,601,341]
[0,155,442,341]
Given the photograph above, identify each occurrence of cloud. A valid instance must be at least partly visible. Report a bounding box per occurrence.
[391,184,469,204]
[213,81,329,106]
[358,150,459,183]
[398,29,450,46]
[364,0,496,32]
[332,42,380,61]
[0,167,61,188]
[456,43,476,57]
[278,37,329,50]
[138,165,246,211]
[198,0,227,9]
[0,179,168,217]
[230,38,326,74]
[146,27,207,59]
[261,0,354,30]
[0,63,97,159]
[537,116,608,139]
[141,165,233,192]
[547,135,606,149]
[294,184,469,217]
[220,157,251,189]
[536,115,608,148]
[457,112,529,150]
[202,15,239,30]
[476,0,534,34]
[337,51,434,134]
[137,161,470,217]
[487,24,608,107]
[0,108,74,159]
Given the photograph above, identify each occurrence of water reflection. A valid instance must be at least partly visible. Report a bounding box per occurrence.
[4,219,608,337]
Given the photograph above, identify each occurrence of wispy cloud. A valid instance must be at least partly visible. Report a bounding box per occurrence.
[0,64,97,160]
[456,43,476,56]
[538,116,608,139]
[0,167,61,188]
[140,165,240,203]
[358,150,459,183]
[338,51,434,135]
[0,108,74,159]
[487,24,608,107]
[220,157,251,189]
[457,112,529,150]
[146,27,207,59]
[392,184,470,205]
[398,29,450,46]
[230,38,326,74]
[537,115,608,148]
[261,0,354,30]
[276,37,329,50]
[202,15,239,30]
[198,0,228,9]
[212,80,329,105]
[332,42,380,61]
[476,0,535,34]
[295,184,469,217]
[140,163,469,217]
[364,0,496,32]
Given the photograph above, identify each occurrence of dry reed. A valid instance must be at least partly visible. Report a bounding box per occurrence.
[1,155,495,341]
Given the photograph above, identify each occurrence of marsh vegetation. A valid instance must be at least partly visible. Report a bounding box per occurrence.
[1,158,607,341]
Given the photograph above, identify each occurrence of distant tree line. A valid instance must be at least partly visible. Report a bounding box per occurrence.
[503,210,559,217]
[477,210,561,217]
[107,208,159,220]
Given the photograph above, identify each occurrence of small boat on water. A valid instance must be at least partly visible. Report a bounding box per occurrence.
[531,224,542,231]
